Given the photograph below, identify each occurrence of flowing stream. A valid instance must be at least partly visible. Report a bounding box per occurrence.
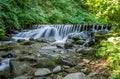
[12,24,109,42]
[0,24,110,72]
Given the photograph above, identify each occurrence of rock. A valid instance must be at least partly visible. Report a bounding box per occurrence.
[35,38,46,42]
[68,32,88,41]
[56,43,64,48]
[46,37,56,42]
[21,41,34,45]
[39,46,58,53]
[34,68,51,77]
[83,59,90,64]
[57,75,63,79]
[0,46,13,51]
[10,60,31,76]
[52,57,75,67]
[17,39,25,43]
[64,43,73,49]
[53,66,62,73]
[63,72,86,79]
[74,40,85,45]
[86,72,100,79]
[1,53,14,58]
[76,47,97,55]
[14,76,28,79]
[0,70,10,79]
[36,58,56,68]
[29,37,34,41]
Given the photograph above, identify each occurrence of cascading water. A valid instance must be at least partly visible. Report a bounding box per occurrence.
[12,24,110,42]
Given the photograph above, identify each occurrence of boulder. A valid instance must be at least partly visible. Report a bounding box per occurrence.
[74,40,85,45]
[35,38,47,42]
[10,60,31,76]
[34,68,51,77]
[63,72,86,79]
[76,48,97,56]
[14,76,28,79]
[45,37,56,42]
[36,58,56,68]
[53,66,62,73]
[64,43,73,49]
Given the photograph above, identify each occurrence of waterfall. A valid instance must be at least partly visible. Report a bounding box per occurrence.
[12,24,110,42]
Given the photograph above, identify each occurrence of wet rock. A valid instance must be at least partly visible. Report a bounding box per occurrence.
[17,39,25,43]
[63,72,86,79]
[53,66,62,73]
[86,72,101,79]
[57,75,63,79]
[34,68,51,77]
[14,76,28,79]
[29,37,34,41]
[64,43,73,49]
[35,38,46,42]
[10,60,31,76]
[36,58,56,68]
[68,32,88,41]
[45,37,56,42]
[0,70,10,79]
[21,41,34,45]
[39,46,58,54]
[0,52,15,58]
[56,43,64,48]
[76,47,97,55]
[52,57,75,67]
[0,46,13,51]
[74,40,85,45]
[65,67,78,73]
[83,59,90,64]
[18,56,37,61]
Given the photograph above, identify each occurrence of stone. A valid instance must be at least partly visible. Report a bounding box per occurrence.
[34,68,51,77]
[64,43,73,49]
[83,59,90,64]
[74,40,85,45]
[53,66,62,73]
[76,47,97,55]
[63,72,86,79]
[29,37,34,41]
[17,39,25,43]
[14,76,28,79]
[36,58,56,68]
[0,70,10,79]
[0,46,13,51]
[10,60,31,76]
[21,41,34,45]
[57,75,63,79]
[86,72,100,79]
[56,43,64,48]
[46,37,56,42]
[35,38,46,42]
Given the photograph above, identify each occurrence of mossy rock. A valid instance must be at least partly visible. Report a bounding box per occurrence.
[36,58,56,68]
[74,40,85,45]
[0,70,10,79]
[0,36,11,41]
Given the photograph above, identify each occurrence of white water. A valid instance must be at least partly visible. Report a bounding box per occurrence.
[12,25,109,42]
[0,58,10,71]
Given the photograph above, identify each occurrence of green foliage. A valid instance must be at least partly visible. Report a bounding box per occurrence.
[86,0,120,25]
[96,37,120,79]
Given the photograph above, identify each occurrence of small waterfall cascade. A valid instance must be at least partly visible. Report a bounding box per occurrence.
[0,58,10,71]
[12,24,110,42]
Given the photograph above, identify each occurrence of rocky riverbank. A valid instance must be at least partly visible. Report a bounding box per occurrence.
[0,32,111,79]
